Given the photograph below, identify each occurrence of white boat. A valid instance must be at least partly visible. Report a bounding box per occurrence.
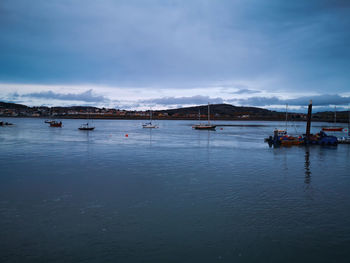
[192,103,216,130]
[142,122,158,128]
[337,105,350,143]
[142,109,158,128]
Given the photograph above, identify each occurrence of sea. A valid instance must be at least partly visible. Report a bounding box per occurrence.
[1,118,350,263]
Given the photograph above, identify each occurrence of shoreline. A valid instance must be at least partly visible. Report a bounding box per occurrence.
[1,116,349,123]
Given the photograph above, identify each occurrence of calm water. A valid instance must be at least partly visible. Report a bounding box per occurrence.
[1,118,350,263]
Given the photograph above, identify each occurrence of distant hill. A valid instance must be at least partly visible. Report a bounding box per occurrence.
[313,111,349,123]
[0,101,28,109]
[158,103,286,120]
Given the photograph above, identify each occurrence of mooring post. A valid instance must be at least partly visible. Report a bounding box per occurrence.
[305,100,313,143]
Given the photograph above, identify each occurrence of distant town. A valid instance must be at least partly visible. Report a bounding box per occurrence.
[0,101,349,123]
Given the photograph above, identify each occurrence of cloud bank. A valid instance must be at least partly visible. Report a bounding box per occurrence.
[141,95,224,106]
[231,94,350,107]
[13,89,108,103]
[0,0,349,95]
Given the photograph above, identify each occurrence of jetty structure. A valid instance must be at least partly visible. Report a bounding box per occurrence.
[265,100,338,147]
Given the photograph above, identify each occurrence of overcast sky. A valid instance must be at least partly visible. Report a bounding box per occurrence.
[0,0,349,111]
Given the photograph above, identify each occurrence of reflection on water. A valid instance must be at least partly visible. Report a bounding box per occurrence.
[304,148,311,184]
[1,118,350,263]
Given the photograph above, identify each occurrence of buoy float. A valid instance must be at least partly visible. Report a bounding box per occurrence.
[220,128,223,130]
[125,134,128,137]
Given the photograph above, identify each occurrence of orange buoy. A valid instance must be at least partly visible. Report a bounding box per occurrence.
[125,134,128,137]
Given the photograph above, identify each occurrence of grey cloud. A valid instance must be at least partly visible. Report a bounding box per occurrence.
[19,89,108,103]
[141,95,224,106]
[230,89,261,95]
[232,94,350,106]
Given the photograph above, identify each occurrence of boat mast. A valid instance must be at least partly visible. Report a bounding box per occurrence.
[334,106,336,125]
[207,103,210,124]
[348,104,350,136]
[285,104,288,132]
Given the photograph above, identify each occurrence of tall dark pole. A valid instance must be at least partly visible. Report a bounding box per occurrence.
[306,100,312,140]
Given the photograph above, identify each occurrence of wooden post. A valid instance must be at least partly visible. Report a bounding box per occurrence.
[306,100,312,140]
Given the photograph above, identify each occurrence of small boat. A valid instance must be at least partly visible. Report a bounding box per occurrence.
[322,127,343,132]
[49,121,62,127]
[338,136,350,144]
[79,113,95,131]
[142,109,158,128]
[78,123,95,131]
[192,103,216,130]
[322,106,343,132]
[265,129,303,146]
[0,121,14,126]
[193,124,217,130]
[142,122,158,128]
[337,105,350,143]
[44,120,54,124]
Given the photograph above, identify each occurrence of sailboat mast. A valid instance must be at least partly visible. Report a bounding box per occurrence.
[348,104,350,136]
[334,106,336,125]
[150,108,152,122]
[285,104,288,131]
[207,103,210,124]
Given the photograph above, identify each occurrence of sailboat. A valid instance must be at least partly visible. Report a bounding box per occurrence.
[322,106,343,132]
[79,112,95,130]
[142,109,158,128]
[192,103,216,130]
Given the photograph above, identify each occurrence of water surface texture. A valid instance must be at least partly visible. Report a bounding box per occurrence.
[1,118,350,262]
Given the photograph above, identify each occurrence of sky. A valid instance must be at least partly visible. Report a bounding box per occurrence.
[0,0,349,111]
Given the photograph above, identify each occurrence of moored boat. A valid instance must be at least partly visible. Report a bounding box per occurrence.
[142,109,158,128]
[49,121,62,127]
[78,123,95,130]
[0,121,14,126]
[78,112,95,131]
[192,124,217,130]
[321,106,343,132]
[265,101,338,147]
[142,122,158,128]
[192,103,216,130]
[322,127,343,132]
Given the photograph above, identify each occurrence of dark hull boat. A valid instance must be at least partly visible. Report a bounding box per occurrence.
[0,121,14,126]
[78,123,95,131]
[79,127,95,131]
[192,124,216,130]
